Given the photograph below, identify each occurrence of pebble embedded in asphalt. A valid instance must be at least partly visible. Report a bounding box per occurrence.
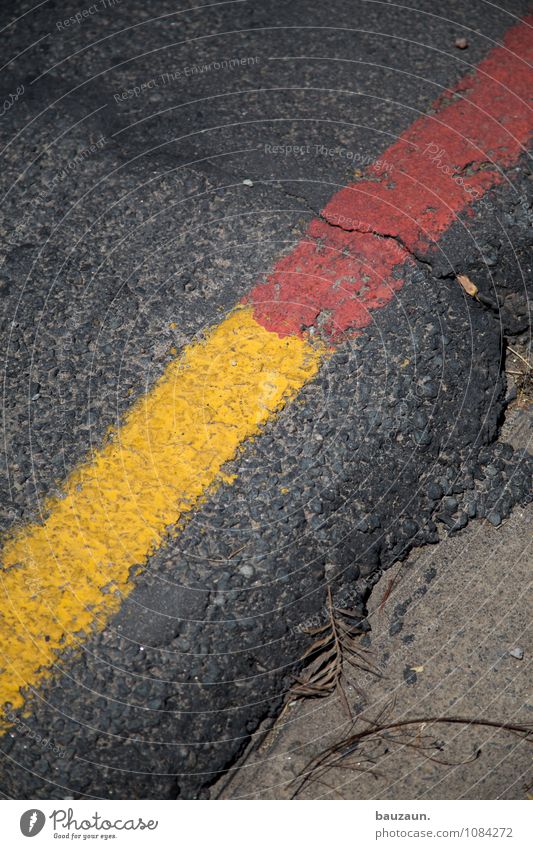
[509,647,524,660]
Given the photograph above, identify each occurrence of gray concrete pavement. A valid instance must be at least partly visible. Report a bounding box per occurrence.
[214,407,533,800]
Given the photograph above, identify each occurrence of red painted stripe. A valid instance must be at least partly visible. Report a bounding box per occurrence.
[245,16,533,340]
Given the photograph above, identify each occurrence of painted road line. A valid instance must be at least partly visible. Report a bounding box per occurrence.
[0,310,322,719]
[1,15,532,724]
[246,15,533,338]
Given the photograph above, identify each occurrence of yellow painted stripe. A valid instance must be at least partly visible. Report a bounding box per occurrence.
[0,307,322,721]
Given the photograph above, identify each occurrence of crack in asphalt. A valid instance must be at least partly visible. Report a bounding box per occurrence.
[279,184,434,270]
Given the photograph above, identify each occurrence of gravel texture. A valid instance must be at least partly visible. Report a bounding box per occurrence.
[0,0,531,799]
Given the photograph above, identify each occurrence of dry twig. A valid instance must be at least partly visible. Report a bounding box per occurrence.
[290,587,380,718]
[292,710,532,798]
[507,345,532,371]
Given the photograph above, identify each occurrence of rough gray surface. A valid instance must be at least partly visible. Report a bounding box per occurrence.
[214,496,533,800]
[0,0,531,799]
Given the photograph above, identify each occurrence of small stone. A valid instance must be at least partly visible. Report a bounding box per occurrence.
[509,647,524,660]
[403,666,417,685]
[420,380,438,399]
[427,482,443,500]
[442,496,458,512]
[451,510,468,531]
[239,564,253,578]
[355,517,369,533]
[455,37,468,49]
[465,500,477,518]
[487,511,501,527]
[414,428,432,446]
[436,512,455,529]
[242,179,254,187]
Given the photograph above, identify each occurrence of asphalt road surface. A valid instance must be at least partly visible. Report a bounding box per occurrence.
[0,0,531,799]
